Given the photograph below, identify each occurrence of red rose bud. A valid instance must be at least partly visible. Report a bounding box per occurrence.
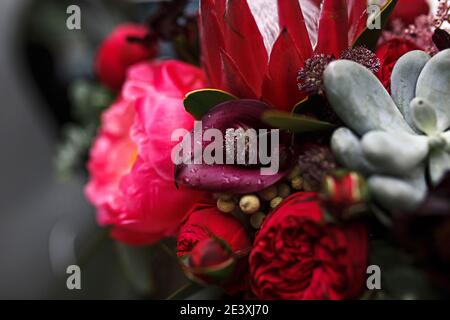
[183,238,236,285]
[321,171,368,220]
[95,24,159,91]
[177,200,252,293]
[390,0,430,26]
[189,238,233,268]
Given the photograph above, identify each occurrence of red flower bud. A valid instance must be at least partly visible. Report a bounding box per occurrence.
[189,238,233,269]
[183,238,237,286]
[321,171,368,219]
[177,200,251,294]
[95,24,158,91]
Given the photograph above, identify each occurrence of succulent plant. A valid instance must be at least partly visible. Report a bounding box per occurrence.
[323,49,450,213]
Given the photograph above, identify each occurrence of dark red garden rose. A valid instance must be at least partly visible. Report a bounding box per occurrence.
[390,0,430,26]
[95,24,158,91]
[376,38,420,90]
[250,192,367,300]
[177,200,252,294]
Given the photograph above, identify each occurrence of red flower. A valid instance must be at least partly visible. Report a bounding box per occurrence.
[95,24,158,91]
[189,238,233,269]
[85,60,205,245]
[249,192,367,300]
[390,0,430,26]
[376,38,420,90]
[199,0,369,111]
[177,200,252,293]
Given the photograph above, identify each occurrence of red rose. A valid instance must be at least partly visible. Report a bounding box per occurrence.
[189,238,233,269]
[177,200,251,293]
[95,24,158,91]
[249,192,367,300]
[390,0,429,26]
[376,38,420,90]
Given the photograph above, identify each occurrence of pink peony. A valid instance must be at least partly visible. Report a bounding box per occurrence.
[86,60,206,245]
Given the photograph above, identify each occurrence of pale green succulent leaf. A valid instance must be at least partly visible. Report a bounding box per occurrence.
[443,131,450,150]
[324,60,414,135]
[429,149,450,185]
[361,131,429,176]
[410,97,439,135]
[391,50,430,129]
[416,49,450,131]
[331,127,375,175]
[368,176,426,213]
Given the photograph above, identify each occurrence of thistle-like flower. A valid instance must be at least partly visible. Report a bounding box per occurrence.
[297,54,335,95]
[297,47,380,95]
[340,46,380,74]
[297,144,337,191]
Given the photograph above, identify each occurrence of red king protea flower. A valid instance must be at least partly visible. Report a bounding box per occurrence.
[199,0,369,111]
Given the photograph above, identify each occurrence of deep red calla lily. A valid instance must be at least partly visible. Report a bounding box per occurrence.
[199,0,369,111]
[175,99,294,193]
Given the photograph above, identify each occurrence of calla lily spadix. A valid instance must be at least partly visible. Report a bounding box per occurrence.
[199,0,369,111]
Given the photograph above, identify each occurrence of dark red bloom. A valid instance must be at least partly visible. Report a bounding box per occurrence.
[390,0,430,26]
[199,0,369,111]
[95,24,158,91]
[177,200,251,293]
[395,172,450,292]
[250,192,367,300]
[376,38,420,90]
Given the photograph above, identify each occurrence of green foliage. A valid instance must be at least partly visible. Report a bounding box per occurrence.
[262,111,335,133]
[55,80,113,180]
[184,89,237,119]
[353,0,398,50]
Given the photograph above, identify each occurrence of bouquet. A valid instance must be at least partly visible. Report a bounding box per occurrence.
[59,0,450,299]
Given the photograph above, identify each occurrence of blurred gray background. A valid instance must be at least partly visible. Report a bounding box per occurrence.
[0,0,187,299]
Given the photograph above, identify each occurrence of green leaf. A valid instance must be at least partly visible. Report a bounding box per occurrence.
[184,286,225,299]
[69,80,113,122]
[262,111,335,133]
[115,242,155,296]
[55,124,96,180]
[292,95,329,116]
[166,282,204,300]
[184,89,237,119]
[353,0,398,50]
[292,96,311,114]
